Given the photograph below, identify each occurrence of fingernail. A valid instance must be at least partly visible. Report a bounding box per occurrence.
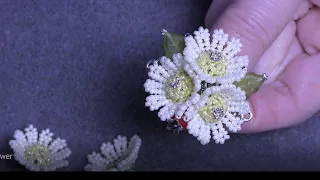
[304,46,319,55]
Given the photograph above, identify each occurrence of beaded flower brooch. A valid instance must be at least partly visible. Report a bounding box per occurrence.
[144,27,267,145]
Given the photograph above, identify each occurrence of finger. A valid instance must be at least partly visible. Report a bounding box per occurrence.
[239,54,320,133]
[254,21,297,83]
[297,7,320,55]
[263,37,304,83]
[204,0,233,29]
[293,0,313,21]
[309,0,320,7]
[211,0,302,70]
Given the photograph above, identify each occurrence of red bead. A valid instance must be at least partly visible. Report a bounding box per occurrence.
[178,118,188,130]
[171,115,188,130]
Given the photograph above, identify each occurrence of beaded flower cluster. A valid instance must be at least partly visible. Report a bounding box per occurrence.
[144,27,254,145]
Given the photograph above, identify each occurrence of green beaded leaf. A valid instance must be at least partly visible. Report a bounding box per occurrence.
[163,31,186,60]
[233,72,265,99]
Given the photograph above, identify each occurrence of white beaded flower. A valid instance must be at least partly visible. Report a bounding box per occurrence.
[9,124,72,171]
[184,84,250,145]
[84,135,141,171]
[183,27,248,84]
[144,54,201,121]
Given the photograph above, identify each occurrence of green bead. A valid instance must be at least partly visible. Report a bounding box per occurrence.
[197,51,227,77]
[24,144,51,166]
[199,93,227,124]
[165,71,194,103]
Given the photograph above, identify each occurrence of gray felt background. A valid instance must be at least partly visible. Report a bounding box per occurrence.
[1,0,320,171]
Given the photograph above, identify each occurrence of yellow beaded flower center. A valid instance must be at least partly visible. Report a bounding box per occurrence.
[197,51,227,77]
[199,93,227,124]
[165,71,194,103]
[24,144,51,166]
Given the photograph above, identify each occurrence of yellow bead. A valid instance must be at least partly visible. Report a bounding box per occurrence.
[197,51,227,77]
[165,71,194,103]
[24,144,51,166]
[199,93,227,124]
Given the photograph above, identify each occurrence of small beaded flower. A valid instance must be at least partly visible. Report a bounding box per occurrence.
[9,124,72,171]
[184,84,250,145]
[144,54,201,121]
[183,27,248,84]
[84,135,141,171]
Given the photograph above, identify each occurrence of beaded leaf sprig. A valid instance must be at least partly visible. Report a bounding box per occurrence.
[144,27,267,145]
[9,124,72,171]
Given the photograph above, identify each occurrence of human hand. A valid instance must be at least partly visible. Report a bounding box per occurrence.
[205,0,320,133]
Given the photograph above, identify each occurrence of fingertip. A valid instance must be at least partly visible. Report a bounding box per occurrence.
[293,0,313,20]
[309,0,320,8]
[304,46,319,55]
[297,7,320,56]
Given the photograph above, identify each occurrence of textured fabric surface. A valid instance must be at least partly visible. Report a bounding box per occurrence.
[1,0,320,171]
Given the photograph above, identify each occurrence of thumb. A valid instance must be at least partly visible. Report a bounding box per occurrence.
[210,0,302,71]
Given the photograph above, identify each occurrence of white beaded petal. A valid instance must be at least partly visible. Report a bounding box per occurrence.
[183,27,248,84]
[185,84,250,145]
[84,135,141,172]
[9,124,71,171]
[144,55,201,121]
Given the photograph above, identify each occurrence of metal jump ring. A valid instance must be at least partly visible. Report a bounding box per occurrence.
[262,73,268,81]
[146,60,153,70]
[146,59,160,71]
[241,111,253,122]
